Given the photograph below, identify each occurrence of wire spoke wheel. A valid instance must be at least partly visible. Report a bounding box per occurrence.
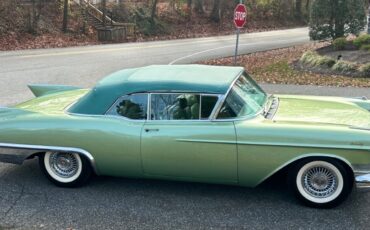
[44,152,83,184]
[303,166,338,198]
[295,160,344,205]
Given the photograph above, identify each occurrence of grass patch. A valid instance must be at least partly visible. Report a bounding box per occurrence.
[332,61,357,73]
[332,37,348,50]
[360,44,370,51]
[300,51,336,67]
[353,34,370,48]
[360,63,370,77]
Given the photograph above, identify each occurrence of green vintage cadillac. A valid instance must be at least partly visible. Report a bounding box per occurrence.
[0,65,370,208]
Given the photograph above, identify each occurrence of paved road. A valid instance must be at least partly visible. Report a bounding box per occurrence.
[1,28,370,229]
[0,28,310,106]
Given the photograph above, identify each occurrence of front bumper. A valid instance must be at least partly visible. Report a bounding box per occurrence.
[355,173,370,190]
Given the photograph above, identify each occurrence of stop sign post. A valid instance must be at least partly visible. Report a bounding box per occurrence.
[234,2,247,65]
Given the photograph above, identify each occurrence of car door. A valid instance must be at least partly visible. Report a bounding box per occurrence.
[141,93,238,184]
[102,93,148,177]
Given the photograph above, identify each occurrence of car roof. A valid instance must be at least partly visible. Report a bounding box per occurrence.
[69,65,244,115]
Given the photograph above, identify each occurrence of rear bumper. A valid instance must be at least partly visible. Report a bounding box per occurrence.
[0,147,36,165]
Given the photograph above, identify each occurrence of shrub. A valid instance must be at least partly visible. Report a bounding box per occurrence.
[353,34,370,48]
[359,63,370,77]
[300,51,336,67]
[332,37,347,50]
[332,61,357,73]
[309,0,367,40]
[132,8,169,36]
[360,44,370,51]
[300,51,316,64]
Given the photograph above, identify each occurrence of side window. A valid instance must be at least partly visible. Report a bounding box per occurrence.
[151,94,200,120]
[217,90,241,119]
[201,95,219,119]
[107,94,148,120]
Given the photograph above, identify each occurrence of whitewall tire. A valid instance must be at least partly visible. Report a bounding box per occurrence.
[39,152,92,187]
[289,158,353,208]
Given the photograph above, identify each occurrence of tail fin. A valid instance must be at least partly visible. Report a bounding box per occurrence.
[28,84,81,97]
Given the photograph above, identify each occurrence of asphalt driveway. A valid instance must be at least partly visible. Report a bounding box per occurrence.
[1,28,370,229]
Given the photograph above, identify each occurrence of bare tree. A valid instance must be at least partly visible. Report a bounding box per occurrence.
[187,0,192,19]
[368,0,370,34]
[295,0,302,19]
[28,0,45,34]
[210,0,222,22]
[151,0,158,20]
[62,0,69,32]
[194,0,204,14]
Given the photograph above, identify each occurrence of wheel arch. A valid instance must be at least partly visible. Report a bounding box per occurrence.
[0,143,98,174]
[257,153,354,186]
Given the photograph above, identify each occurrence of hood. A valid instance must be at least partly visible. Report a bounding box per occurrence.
[273,95,370,128]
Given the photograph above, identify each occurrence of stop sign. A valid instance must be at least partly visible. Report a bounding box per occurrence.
[234,4,247,28]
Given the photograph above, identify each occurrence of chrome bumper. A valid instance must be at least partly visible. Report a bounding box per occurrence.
[355,173,370,190]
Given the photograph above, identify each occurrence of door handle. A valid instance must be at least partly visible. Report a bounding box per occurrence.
[145,128,159,132]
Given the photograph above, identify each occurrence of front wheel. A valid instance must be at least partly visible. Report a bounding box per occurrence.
[39,152,92,188]
[289,159,353,208]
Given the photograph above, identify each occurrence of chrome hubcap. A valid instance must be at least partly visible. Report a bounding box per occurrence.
[49,152,79,178]
[302,166,338,198]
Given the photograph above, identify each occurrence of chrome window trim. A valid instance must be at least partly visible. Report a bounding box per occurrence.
[199,95,202,119]
[69,111,147,123]
[211,71,242,120]
[211,70,266,121]
[66,92,222,123]
[104,93,149,121]
[0,142,99,174]
[148,92,221,122]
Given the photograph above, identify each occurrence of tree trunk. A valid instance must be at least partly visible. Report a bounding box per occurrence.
[305,0,310,12]
[368,3,370,34]
[295,0,302,19]
[151,0,158,20]
[194,0,204,14]
[62,0,69,32]
[102,0,107,27]
[333,0,345,39]
[187,0,192,19]
[210,0,221,23]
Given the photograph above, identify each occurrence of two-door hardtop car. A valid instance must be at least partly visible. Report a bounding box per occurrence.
[1,65,370,208]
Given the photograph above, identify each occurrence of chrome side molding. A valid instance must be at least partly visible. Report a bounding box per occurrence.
[0,143,98,174]
[350,126,370,131]
[350,96,368,101]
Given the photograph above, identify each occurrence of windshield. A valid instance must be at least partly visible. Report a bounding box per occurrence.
[217,73,267,119]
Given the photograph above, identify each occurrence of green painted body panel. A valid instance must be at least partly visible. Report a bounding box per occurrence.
[235,117,370,187]
[141,121,237,184]
[68,65,244,115]
[275,95,370,128]
[28,84,81,97]
[1,65,370,187]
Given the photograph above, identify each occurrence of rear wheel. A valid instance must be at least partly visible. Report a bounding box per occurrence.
[289,159,353,208]
[39,152,92,187]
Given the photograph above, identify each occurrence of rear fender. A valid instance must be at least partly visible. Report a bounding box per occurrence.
[0,143,98,174]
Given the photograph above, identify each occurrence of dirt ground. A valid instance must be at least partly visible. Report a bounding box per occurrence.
[199,43,370,87]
